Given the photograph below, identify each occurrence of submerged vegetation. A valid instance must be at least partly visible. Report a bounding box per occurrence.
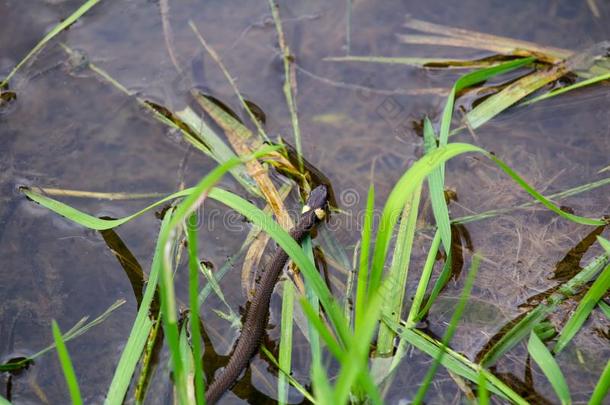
[1,1,610,404]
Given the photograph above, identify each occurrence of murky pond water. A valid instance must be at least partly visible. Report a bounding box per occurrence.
[1,0,609,403]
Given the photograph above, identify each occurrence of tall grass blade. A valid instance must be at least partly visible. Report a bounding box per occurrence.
[553,238,610,353]
[52,321,83,405]
[302,237,322,368]
[589,360,610,405]
[354,185,375,331]
[478,372,489,405]
[438,57,535,142]
[466,67,565,130]
[105,212,172,404]
[186,214,205,405]
[528,332,571,404]
[407,230,441,324]
[260,347,316,403]
[522,71,610,106]
[376,186,421,355]
[411,254,480,404]
[278,281,295,405]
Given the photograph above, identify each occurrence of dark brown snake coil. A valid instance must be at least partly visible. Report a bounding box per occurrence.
[205,185,329,404]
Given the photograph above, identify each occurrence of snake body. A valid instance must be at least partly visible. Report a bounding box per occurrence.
[205,185,329,404]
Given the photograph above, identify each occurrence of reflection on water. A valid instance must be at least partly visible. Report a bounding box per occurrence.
[1,0,609,403]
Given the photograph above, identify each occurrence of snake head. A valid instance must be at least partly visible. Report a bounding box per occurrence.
[302,185,329,220]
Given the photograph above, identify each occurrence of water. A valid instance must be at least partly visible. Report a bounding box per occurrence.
[1,0,609,403]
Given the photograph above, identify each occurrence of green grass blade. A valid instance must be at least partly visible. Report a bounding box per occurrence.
[299,297,344,360]
[465,68,561,130]
[278,281,295,405]
[480,252,609,367]
[0,300,125,373]
[454,177,610,225]
[439,57,535,142]
[312,360,333,405]
[407,230,442,324]
[598,301,610,320]
[487,154,605,226]
[21,186,193,230]
[528,332,571,404]
[412,254,480,404]
[0,395,10,405]
[522,71,610,106]
[598,235,610,254]
[260,347,316,403]
[589,360,610,405]
[175,106,260,196]
[302,237,322,368]
[186,214,205,405]
[52,321,83,405]
[1,0,101,88]
[105,213,171,405]
[554,256,610,353]
[355,185,375,332]
[424,117,452,251]
[478,371,490,405]
[386,319,527,403]
[178,328,196,404]
[376,186,421,355]
[333,290,383,405]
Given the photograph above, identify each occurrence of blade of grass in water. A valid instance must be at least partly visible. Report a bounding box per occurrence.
[260,347,316,403]
[376,186,421,355]
[454,177,610,225]
[354,185,375,332]
[438,57,535,142]
[598,300,610,320]
[522,71,610,106]
[1,0,101,88]
[528,332,571,405]
[383,318,527,403]
[186,213,205,405]
[465,66,566,130]
[589,359,610,405]
[412,255,481,404]
[553,236,610,354]
[278,281,295,405]
[302,237,322,369]
[479,252,609,367]
[311,359,333,404]
[424,117,451,251]
[105,212,172,405]
[52,321,83,405]
[0,300,125,373]
[478,372,489,405]
[406,230,442,324]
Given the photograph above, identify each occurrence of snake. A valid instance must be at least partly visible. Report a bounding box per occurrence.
[205,185,329,404]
